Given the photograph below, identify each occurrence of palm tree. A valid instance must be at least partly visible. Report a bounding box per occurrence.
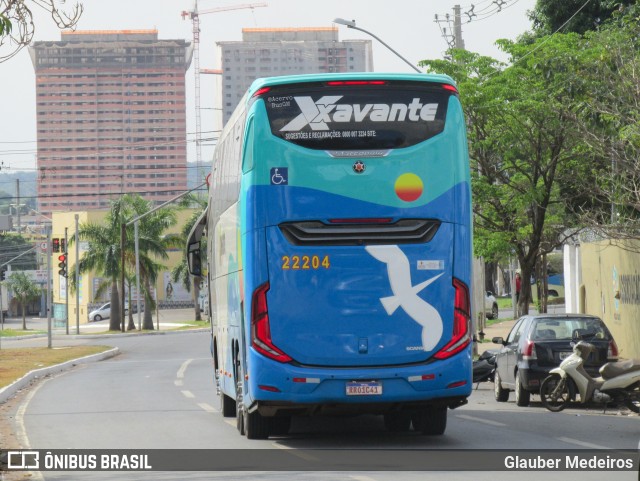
[70,194,180,331]
[72,197,127,331]
[5,271,40,330]
[171,195,207,322]
[124,195,180,330]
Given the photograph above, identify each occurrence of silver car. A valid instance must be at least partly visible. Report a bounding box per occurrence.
[485,291,499,320]
[88,302,128,322]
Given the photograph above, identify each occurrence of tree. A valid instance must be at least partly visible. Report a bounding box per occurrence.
[5,271,39,329]
[0,0,83,62]
[0,233,37,270]
[527,0,635,36]
[124,195,180,330]
[171,195,208,322]
[73,199,127,331]
[420,33,593,314]
[72,194,180,331]
[567,11,640,240]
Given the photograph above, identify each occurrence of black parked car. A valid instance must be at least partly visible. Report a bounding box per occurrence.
[492,314,619,406]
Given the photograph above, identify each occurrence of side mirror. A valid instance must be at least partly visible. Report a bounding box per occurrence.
[492,336,505,346]
[187,241,202,276]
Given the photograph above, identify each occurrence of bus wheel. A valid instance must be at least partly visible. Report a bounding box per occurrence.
[411,406,447,435]
[244,409,271,440]
[383,412,412,432]
[221,393,236,418]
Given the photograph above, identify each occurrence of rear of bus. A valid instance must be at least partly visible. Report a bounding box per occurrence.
[240,73,472,436]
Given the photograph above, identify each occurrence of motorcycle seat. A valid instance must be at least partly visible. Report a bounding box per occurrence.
[600,358,640,380]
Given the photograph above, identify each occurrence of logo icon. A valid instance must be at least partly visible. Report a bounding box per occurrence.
[353,161,366,173]
[7,451,40,469]
[280,96,439,132]
[270,167,288,185]
[366,245,443,351]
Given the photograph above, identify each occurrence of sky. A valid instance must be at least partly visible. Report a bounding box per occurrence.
[0,0,536,174]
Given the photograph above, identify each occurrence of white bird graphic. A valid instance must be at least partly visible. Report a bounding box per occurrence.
[366,245,443,351]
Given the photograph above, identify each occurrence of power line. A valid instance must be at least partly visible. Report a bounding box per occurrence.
[0,186,208,202]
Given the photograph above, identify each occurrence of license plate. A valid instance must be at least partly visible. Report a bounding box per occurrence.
[346,381,382,396]
[559,352,572,360]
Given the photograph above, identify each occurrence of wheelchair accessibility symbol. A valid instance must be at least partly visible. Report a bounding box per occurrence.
[270,167,288,185]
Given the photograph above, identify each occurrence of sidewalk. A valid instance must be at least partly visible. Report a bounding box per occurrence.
[0,308,206,342]
[477,318,516,355]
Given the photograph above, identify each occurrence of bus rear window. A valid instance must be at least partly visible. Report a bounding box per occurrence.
[262,82,452,150]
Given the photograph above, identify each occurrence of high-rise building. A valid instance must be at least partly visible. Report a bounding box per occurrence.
[30,30,191,214]
[217,27,373,124]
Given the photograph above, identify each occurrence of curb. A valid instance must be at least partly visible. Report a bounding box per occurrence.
[0,347,120,404]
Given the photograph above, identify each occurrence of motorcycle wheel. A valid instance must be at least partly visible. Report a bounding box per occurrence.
[540,374,570,412]
[624,385,640,413]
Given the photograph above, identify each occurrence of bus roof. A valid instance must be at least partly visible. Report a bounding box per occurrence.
[247,72,456,98]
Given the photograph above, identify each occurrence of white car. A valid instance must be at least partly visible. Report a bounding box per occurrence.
[88,302,129,322]
[485,291,499,320]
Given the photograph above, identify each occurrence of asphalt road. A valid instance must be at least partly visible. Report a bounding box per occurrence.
[1,329,638,481]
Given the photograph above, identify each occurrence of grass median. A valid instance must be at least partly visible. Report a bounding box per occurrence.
[0,345,112,388]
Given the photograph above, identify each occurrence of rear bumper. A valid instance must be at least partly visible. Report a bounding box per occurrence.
[244,348,472,414]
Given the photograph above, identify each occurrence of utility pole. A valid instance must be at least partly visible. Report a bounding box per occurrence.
[15,179,20,233]
[46,225,52,348]
[65,227,69,335]
[75,214,80,334]
[435,4,466,51]
[453,4,465,49]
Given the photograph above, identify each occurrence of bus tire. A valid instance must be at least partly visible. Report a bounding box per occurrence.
[244,409,271,440]
[383,412,412,432]
[412,406,447,435]
[221,393,236,418]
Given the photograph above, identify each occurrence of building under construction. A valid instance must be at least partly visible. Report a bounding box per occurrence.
[217,27,373,124]
[30,30,192,215]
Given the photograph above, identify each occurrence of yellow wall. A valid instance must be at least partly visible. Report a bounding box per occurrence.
[581,240,640,358]
[51,209,196,323]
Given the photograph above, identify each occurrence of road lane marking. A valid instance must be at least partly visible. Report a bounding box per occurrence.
[181,390,195,398]
[557,437,611,449]
[15,375,54,481]
[349,476,378,481]
[223,418,236,427]
[456,414,506,427]
[177,359,193,379]
[198,403,217,413]
[174,380,183,387]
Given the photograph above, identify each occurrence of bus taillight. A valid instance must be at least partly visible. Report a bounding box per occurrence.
[442,84,459,94]
[251,86,271,98]
[326,80,387,86]
[251,282,293,363]
[433,278,471,360]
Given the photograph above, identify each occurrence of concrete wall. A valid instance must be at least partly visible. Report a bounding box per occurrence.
[577,240,640,358]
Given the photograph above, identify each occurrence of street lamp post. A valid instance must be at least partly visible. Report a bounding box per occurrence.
[333,18,421,73]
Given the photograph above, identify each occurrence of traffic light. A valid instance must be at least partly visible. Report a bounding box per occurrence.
[52,238,60,253]
[0,266,6,281]
[60,238,66,252]
[58,253,67,277]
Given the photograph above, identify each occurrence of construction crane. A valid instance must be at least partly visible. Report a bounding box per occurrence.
[181,2,268,183]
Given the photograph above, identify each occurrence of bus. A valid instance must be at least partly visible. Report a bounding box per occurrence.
[187,72,473,439]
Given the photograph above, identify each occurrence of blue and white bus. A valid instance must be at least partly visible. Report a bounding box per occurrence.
[188,73,472,439]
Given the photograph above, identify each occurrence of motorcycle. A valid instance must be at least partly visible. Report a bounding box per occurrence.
[540,341,640,413]
[472,349,498,388]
